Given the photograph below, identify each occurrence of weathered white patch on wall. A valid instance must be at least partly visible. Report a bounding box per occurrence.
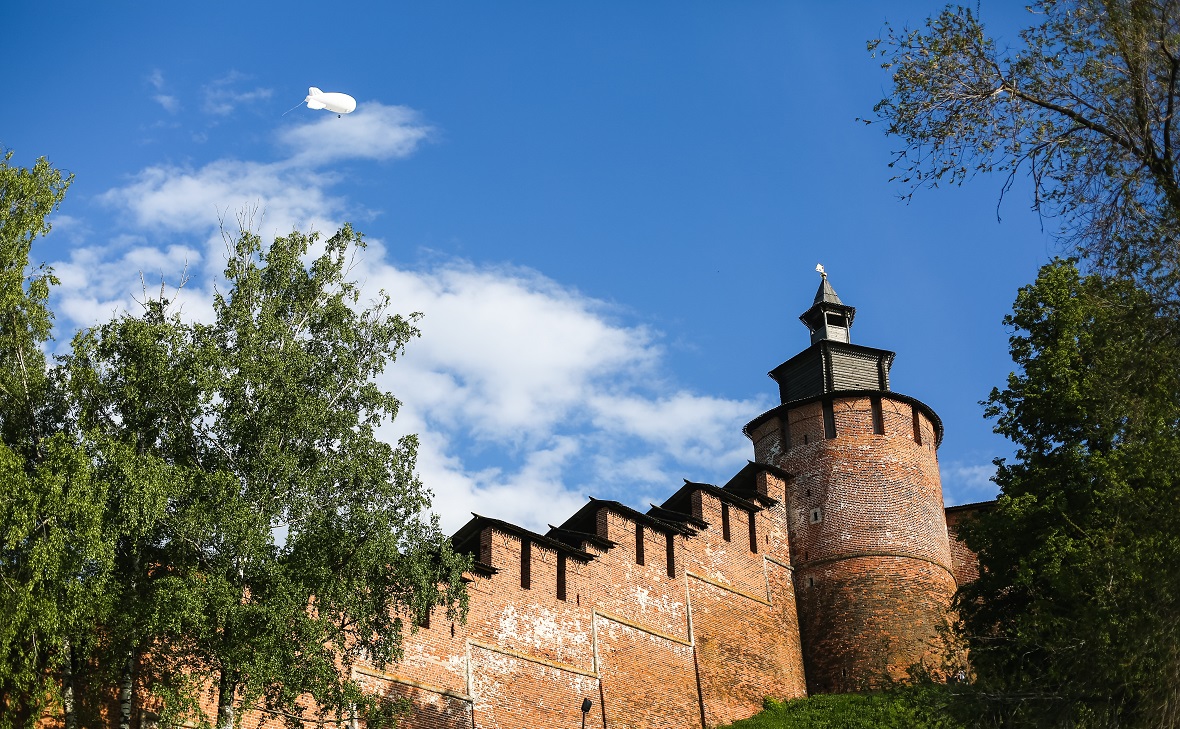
[495,604,590,662]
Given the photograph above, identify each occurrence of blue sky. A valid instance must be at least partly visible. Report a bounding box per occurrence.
[5,2,1055,532]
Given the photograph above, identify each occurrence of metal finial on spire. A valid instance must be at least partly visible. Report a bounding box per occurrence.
[815,263,826,278]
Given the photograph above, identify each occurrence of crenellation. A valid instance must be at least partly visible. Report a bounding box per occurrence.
[681,490,767,597]
[590,509,689,640]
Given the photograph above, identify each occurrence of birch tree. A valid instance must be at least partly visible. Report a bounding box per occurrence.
[70,224,470,728]
[0,151,109,729]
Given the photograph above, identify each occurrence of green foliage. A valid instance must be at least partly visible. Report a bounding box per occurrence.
[956,259,1180,727]
[871,1,1180,302]
[194,224,469,727]
[0,150,468,727]
[0,437,113,728]
[63,223,471,728]
[0,148,71,457]
[62,308,207,728]
[719,689,965,729]
[0,151,104,729]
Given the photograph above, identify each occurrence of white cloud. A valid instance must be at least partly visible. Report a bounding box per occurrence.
[50,100,767,535]
[202,71,273,116]
[587,392,758,468]
[405,427,590,534]
[99,158,347,243]
[359,253,767,532]
[942,461,998,506]
[278,103,432,165]
[53,241,211,329]
[100,103,430,243]
[147,69,180,113]
[368,261,657,440]
[53,237,763,533]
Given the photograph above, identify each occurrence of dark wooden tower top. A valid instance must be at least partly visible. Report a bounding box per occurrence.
[799,273,856,344]
[768,272,895,404]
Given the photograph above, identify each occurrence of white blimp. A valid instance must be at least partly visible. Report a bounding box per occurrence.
[303,87,356,116]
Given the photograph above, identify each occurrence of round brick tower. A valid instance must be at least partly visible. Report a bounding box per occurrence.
[744,271,957,694]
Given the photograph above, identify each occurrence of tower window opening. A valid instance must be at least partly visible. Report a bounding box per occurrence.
[635,522,645,565]
[557,552,567,601]
[912,406,923,445]
[665,532,676,577]
[520,539,531,590]
[748,511,758,554]
[721,502,731,541]
[808,576,814,587]
[822,400,837,439]
[871,396,884,435]
[825,313,845,327]
[810,507,823,524]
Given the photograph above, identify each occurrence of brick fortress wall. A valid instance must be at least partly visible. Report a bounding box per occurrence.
[112,455,987,729]
[339,437,984,729]
[366,468,810,729]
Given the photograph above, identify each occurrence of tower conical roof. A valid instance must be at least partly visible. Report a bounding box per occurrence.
[814,275,843,306]
[800,272,855,343]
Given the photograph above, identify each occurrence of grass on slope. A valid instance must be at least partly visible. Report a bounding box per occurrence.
[720,690,966,729]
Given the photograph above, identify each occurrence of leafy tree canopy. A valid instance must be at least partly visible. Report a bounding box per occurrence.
[0,150,469,729]
[0,149,71,457]
[958,259,1180,728]
[64,223,472,729]
[872,0,1180,303]
[0,151,106,729]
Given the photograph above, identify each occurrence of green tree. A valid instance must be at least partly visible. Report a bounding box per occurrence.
[2,147,468,727]
[0,148,70,458]
[0,436,114,729]
[63,303,207,729]
[957,260,1180,727]
[870,0,1180,303]
[198,224,469,729]
[68,223,470,728]
[0,151,113,729]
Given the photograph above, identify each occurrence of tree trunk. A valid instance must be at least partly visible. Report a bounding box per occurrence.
[216,669,236,729]
[118,648,135,729]
[62,639,77,729]
[117,550,143,729]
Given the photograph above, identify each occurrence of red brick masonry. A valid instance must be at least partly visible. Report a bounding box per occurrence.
[342,391,988,729]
